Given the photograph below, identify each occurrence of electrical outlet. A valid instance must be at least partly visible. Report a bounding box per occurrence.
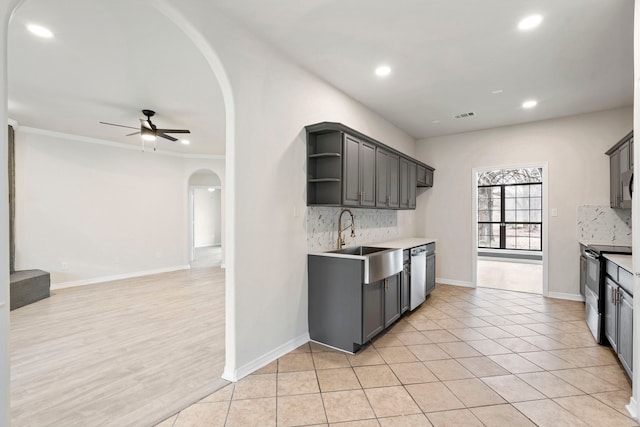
[61,262,69,271]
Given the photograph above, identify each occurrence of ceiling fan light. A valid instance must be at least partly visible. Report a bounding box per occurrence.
[141,127,156,141]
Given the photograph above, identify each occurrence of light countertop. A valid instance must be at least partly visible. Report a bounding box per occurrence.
[309,237,436,258]
[579,240,632,247]
[370,238,436,250]
[603,254,633,273]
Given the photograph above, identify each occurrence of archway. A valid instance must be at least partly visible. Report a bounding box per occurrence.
[188,169,224,268]
[1,0,237,425]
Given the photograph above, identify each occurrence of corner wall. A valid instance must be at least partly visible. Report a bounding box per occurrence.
[415,107,632,296]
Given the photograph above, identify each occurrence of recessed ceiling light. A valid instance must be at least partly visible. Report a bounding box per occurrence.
[522,100,538,109]
[27,24,54,38]
[375,65,391,77]
[518,14,543,31]
[208,187,215,192]
[491,89,504,94]
[180,139,190,145]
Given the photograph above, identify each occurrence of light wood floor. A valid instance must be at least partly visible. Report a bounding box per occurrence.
[10,265,226,427]
[477,259,543,294]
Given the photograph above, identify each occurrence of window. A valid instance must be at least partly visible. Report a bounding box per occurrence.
[477,168,542,251]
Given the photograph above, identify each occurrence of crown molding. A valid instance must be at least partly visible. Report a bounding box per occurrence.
[16,126,225,160]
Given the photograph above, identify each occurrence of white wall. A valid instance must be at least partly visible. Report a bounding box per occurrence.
[154,0,419,378]
[193,188,221,247]
[415,106,633,296]
[13,128,224,287]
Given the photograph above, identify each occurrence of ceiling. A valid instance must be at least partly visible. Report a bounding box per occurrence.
[8,0,226,156]
[8,0,634,155]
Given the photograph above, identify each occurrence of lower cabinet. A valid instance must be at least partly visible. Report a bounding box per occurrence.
[426,252,436,296]
[362,273,401,343]
[618,289,633,376]
[384,274,401,327]
[604,274,633,378]
[308,254,405,353]
[362,280,384,343]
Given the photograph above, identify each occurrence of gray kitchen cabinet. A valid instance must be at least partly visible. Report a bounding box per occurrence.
[604,260,633,378]
[363,280,385,342]
[619,288,633,376]
[426,252,436,296]
[606,130,633,209]
[579,246,587,297]
[308,253,404,353]
[399,158,417,209]
[343,134,376,207]
[417,165,434,187]
[604,277,618,351]
[306,122,434,209]
[376,148,400,208]
[384,274,401,327]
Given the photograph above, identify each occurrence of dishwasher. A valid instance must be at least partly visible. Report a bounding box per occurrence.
[410,245,427,310]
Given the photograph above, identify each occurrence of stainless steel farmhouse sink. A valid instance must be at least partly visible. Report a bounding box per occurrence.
[322,246,403,283]
[328,246,389,256]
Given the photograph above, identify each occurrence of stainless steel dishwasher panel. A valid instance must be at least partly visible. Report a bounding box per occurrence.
[410,246,427,310]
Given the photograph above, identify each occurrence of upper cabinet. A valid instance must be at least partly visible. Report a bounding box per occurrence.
[306,122,434,210]
[606,131,633,209]
[376,148,400,208]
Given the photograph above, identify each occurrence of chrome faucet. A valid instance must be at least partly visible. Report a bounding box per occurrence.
[337,209,356,249]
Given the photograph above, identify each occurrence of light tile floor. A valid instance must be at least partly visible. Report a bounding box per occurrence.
[156,285,637,427]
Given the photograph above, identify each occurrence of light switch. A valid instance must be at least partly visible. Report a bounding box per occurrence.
[551,208,558,217]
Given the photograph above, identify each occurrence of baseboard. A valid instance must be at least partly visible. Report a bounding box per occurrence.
[436,278,474,288]
[626,396,638,420]
[222,332,310,382]
[51,265,190,290]
[547,291,585,302]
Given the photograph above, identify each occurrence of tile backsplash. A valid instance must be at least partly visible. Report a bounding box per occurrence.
[307,207,399,252]
[577,205,631,244]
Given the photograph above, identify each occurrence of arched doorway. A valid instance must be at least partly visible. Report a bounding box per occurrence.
[188,169,224,268]
[2,0,237,425]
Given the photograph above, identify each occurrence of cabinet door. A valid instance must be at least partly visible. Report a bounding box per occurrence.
[424,169,434,187]
[619,289,633,377]
[604,278,618,351]
[409,162,417,209]
[362,280,384,342]
[399,158,409,209]
[343,134,361,206]
[426,253,436,296]
[620,141,630,174]
[384,274,401,327]
[376,149,390,207]
[388,154,400,208]
[610,150,621,208]
[401,263,410,313]
[417,165,427,186]
[360,141,377,206]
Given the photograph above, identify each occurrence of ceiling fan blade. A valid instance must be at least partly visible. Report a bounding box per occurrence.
[125,131,141,136]
[156,129,191,134]
[99,121,139,130]
[158,133,178,142]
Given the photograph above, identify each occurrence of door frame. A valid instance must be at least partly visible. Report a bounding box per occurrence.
[188,185,222,265]
[471,162,549,296]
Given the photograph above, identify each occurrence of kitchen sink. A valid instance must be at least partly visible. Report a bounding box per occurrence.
[328,246,389,256]
[322,246,402,283]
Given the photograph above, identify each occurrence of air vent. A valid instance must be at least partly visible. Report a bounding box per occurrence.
[454,112,476,119]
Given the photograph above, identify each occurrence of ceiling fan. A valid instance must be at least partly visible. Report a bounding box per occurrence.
[100,109,190,150]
